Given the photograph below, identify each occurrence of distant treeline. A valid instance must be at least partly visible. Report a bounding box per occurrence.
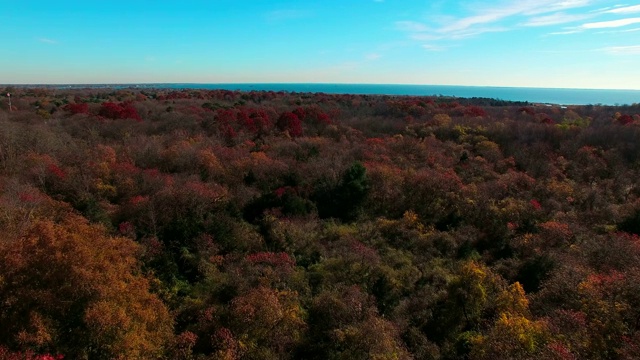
[1,87,640,359]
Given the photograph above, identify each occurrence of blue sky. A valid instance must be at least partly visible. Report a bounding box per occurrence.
[1,0,639,89]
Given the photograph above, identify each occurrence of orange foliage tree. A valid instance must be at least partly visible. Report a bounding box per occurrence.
[0,214,173,359]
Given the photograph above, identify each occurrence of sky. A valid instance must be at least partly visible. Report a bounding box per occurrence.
[1,0,639,89]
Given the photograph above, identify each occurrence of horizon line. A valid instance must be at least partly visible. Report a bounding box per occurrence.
[2,82,640,92]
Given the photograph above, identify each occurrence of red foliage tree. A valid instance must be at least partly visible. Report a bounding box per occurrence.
[62,103,89,115]
[216,109,236,125]
[250,109,272,132]
[277,112,303,137]
[0,347,64,360]
[293,107,307,121]
[98,102,142,121]
[617,114,634,125]
[464,105,487,117]
[46,164,66,180]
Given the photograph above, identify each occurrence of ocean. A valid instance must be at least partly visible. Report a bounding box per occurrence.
[148,83,639,106]
[51,83,640,106]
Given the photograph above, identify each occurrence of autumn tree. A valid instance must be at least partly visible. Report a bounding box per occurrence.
[98,101,142,121]
[276,112,303,137]
[0,214,173,359]
[227,287,306,359]
[469,283,550,360]
[62,102,89,115]
[302,286,411,360]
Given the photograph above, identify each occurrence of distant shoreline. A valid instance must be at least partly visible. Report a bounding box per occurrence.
[3,83,640,106]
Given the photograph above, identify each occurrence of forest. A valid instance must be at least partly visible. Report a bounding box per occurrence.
[1,87,640,359]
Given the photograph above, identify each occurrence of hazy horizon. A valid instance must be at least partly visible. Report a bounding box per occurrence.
[4,82,640,92]
[3,1,640,90]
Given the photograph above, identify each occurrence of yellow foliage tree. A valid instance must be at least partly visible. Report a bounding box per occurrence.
[470,282,550,360]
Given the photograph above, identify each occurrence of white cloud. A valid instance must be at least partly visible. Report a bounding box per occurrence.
[596,26,640,33]
[604,5,640,14]
[395,0,640,52]
[581,17,640,28]
[396,0,594,41]
[600,45,640,54]
[446,26,509,39]
[524,12,592,26]
[524,0,593,15]
[548,29,583,34]
[436,3,523,34]
[441,0,593,33]
[410,33,443,41]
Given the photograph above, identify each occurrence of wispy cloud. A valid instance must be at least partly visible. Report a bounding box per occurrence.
[548,29,583,35]
[523,12,592,26]
[446,26,509,39]
[410,33,442,41]
[600,44,640,54]
[38,37,58,44]
[596,26,640,33]
[522,0,593,15]
[436,0,592,35]
[395,0,594,46]
[603,5,640,14]
[395,1,640,51]
[580,17,640,29]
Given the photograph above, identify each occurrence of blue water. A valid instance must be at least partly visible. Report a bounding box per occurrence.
[52,82,640,106]
[146,83,639,106]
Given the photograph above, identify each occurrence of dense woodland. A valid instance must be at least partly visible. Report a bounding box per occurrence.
[1,87,640,359]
